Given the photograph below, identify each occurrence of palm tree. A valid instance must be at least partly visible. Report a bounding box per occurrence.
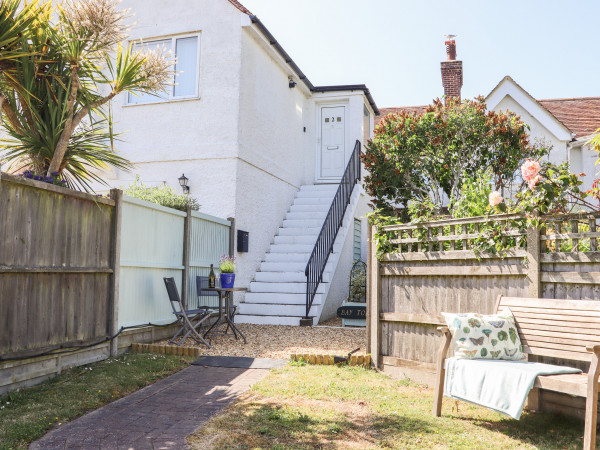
[0,0,174,190]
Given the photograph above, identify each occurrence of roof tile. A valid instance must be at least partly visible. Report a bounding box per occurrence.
[226,0,252,15]
[538,97,600,138]
[375,106,428,125]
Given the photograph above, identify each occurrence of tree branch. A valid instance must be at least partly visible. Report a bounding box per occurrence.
[47,68,82,175]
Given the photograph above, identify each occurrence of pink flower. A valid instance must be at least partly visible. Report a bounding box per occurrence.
[527,175,541,191]
[489,191,503,207]
[521,159,541,182]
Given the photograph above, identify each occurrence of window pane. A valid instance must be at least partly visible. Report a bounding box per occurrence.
[128,39,172,104]
[174,37,198,97]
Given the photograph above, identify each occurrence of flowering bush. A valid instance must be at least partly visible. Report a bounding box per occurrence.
[219,255,235,273]
[122,176,199,212]
[21,170,68,187]
[363,97,547,214]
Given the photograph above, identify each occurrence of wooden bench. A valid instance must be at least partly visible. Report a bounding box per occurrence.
[433,295,600,450]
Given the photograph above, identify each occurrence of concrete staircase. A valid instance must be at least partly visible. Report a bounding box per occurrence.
[237,183,360,326]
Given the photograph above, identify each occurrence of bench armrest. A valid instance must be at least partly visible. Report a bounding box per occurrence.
[437,326,450,335]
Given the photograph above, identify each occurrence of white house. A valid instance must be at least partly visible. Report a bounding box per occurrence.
[377,40,600,194]
[98,0,378,325]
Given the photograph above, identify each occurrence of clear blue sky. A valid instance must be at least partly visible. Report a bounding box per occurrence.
[241,0,600,109]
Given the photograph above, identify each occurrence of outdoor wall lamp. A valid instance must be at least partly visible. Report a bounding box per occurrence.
[288,77,296,88]
[178,173,189,194]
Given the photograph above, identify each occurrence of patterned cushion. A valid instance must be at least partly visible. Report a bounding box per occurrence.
[442,308,525,361]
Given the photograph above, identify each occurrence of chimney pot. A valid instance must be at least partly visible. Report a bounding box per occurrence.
[441,38,462,104]
[445,39,457,61]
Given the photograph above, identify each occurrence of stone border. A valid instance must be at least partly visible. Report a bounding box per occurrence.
[290,353,371,366]
[131,343,202,357]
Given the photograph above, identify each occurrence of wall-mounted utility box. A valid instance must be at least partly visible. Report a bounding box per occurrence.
[237,230,249,252]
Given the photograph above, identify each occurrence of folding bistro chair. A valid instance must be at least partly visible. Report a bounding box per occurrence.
[196,276,238,322]
[163,277,211,347]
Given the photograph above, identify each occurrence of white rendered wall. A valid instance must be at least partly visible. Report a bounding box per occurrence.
[571,142,598,194]
[99,0,244,219]
[493,96,568,166]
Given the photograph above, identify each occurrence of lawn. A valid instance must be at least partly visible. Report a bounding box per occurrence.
[0,353,193,449]
[188,363,584,449]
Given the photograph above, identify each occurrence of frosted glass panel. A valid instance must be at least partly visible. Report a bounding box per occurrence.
[174,37,198,97]
[128,39,171,104]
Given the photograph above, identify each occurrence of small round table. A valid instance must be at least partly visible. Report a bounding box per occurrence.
[202,287,247,344]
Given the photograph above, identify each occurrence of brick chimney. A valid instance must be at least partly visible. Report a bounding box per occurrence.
[441,38,462,103]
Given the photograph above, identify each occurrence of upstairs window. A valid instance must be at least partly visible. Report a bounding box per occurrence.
[127,35,199,105]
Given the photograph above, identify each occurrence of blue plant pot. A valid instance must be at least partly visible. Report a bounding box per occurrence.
[220,273,235,289]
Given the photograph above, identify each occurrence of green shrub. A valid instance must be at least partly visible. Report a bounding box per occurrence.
[122,176,200,212]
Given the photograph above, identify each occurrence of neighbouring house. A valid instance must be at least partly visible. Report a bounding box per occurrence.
[96,0,378,325]
[377,39,600,194]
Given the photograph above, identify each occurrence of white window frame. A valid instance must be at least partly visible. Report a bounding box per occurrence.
[126,32,201,106]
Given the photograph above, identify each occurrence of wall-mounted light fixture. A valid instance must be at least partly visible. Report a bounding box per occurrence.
[178,173,189,194]
[288,77,297,88]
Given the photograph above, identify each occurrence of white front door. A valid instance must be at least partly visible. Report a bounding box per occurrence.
[320,106,346,179]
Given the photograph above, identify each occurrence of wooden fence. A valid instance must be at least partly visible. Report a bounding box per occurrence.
[0,172,231,393]
[367,212,600,418]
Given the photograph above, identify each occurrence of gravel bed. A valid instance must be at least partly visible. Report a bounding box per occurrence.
[157,323,366,359]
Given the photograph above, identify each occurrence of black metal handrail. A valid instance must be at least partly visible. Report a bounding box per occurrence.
[304,140,362,321]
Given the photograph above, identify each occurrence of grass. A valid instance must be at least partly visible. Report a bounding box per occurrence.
[0,352,194,449]
[188,364,585,449]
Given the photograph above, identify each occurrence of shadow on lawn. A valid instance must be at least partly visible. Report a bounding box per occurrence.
[453,410,584,449]
[237,401,435,448]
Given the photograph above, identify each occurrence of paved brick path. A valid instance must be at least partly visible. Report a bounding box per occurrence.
[31,365,269,449]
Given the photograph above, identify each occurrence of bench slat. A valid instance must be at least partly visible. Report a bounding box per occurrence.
[509,306,600,320]
[515,318,600,336]
[500,297,600,312]
[511,311,600,324]
[535,373,590,397]
[521,337,593,354]
[519,328,600,344]
[522,344,592,362]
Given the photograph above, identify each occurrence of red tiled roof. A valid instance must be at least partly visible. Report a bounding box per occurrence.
[538,97,600,138]
[226,0,252,15]
[375,106,428,125]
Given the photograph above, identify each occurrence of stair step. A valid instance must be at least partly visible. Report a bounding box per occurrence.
[290,204,331,213]
[300,184,338,191]
[293,197,335,205]
[244,292,322,305]
[277,227,321,236]
[273,235,317,245]
[259,261,333,272]
[265,252,310,262]
[235,315,307,326]
[255,271,331,283]
[239,303,315,316]
[295,191,337,198]
[269,244,315,253]
[282,219,323,228]
[250,281,326,294]
[285,211,327,220]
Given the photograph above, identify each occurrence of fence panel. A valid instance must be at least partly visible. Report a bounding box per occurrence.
[118,197,185,327]
[369,211,600,411]
[0,173,114,356]
[188,211,231,309]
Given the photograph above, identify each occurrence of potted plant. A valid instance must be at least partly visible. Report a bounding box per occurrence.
[219,255,236,288]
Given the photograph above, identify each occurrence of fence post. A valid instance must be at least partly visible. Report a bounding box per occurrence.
[367,224,381,369]
[109,189,123,356]
[527,225,541,298]
[182,205,192,309]
[227,217,236,256]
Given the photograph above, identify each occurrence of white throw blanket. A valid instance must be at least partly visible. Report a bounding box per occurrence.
[444,357,582,419]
